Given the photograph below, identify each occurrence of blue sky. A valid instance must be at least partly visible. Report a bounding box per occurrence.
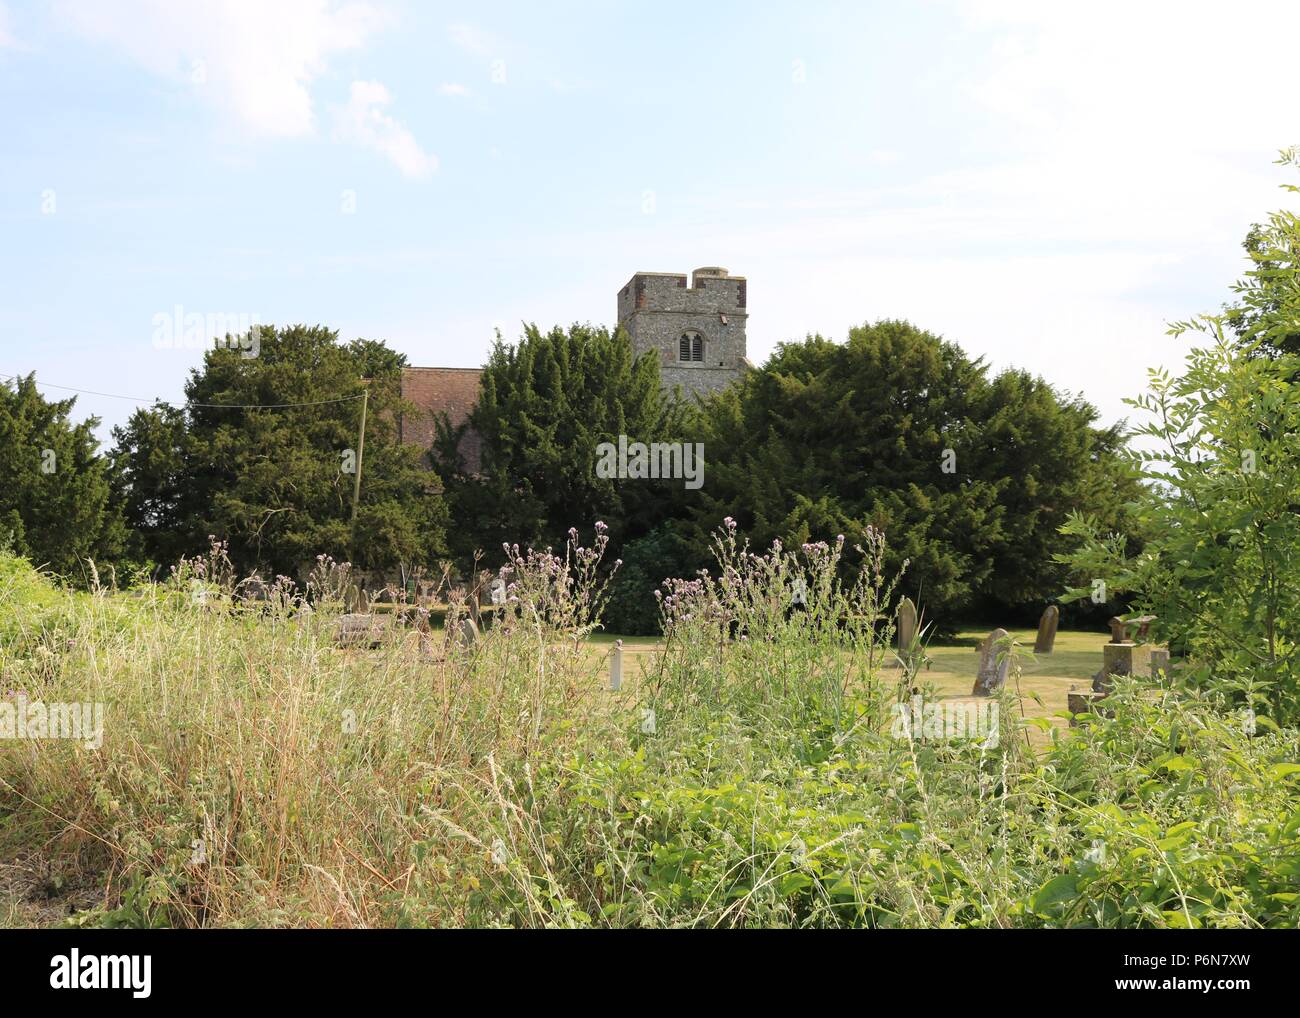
[2,0,1298,443]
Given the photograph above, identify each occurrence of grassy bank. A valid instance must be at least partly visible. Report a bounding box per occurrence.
[2,545,1298,928]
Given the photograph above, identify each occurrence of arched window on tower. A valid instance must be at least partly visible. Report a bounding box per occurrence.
[679,330,704,362]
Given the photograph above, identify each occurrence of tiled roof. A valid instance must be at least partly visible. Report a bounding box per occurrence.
[399,366,483,474]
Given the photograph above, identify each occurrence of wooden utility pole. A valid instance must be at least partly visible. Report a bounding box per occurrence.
[349,383,369,555]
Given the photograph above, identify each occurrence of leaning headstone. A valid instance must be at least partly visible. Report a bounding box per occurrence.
[1033,604,1059,654]
[610,641,623,691]
[972,628,1010,696]
[896,597,918,658]
[453,616,478,649]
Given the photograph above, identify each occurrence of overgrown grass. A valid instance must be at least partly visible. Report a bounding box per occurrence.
[1,533,1298,928]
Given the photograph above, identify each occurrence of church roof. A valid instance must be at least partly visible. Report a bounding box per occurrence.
[399,366,483,474]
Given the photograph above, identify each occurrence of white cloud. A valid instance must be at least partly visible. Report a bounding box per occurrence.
[959,0,1300,155]
[333,80,437,178]
[57,0,389,136]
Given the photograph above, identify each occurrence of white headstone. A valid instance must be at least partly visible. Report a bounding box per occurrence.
[610,642,623,691]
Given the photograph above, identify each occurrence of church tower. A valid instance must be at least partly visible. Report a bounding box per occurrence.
[616,267,749,396]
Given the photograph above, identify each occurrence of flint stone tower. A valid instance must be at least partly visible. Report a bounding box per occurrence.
[617,267,749,396]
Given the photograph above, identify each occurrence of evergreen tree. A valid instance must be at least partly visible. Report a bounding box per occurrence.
[110,326,447,578]
[684,321,1135,626]
[0,374,123,578]
[433,323,697,566]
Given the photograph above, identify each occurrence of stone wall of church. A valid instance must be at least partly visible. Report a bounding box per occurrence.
[617,269,748,397]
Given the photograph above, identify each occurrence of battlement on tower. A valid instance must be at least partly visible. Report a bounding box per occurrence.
[617,268,747,324]
[617,267,749,397]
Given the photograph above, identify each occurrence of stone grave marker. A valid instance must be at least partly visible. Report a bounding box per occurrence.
[335,613,383,648]
[1033,604,1059,654]
[971,628,1010,696]
[610,641,623,691]
[489,577,507,606]
[897,597,918,659]
[454,616,479,650]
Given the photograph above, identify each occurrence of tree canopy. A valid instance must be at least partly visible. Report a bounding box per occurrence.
[433,323,697,565]
[111,325,446,579]
[0,373,122,577]
[677,320,1136,625]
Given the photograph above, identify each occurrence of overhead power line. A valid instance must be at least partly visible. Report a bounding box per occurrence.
[0,372,366,410]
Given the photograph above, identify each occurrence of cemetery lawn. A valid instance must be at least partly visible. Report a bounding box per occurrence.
[594,627,1108,734]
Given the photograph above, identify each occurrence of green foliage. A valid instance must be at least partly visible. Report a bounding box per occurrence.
[1225,147,1300,356]
[444,531,1300,929]
[434,323,696,568]
[1058,155,1300,721]
[0,549,67,648]
[682,321,1135,628]
[2,525,1296,929]
[0,375,123,579]
[1059,329,1300,720]
[110,326,447,578]
[602,522,695,636]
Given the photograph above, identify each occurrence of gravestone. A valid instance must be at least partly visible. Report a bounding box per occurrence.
[971,628,1010,696]
[610,642,623,691]
[1094,641,1154,694]
[334,613,383,648]
[897,597,918,658]
[344,584,369,614]
[453,616,478,650]
[789,578,808,610]
[1068,685,1109,724]
[1033,604,1059,654]
[488,578,507,606]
